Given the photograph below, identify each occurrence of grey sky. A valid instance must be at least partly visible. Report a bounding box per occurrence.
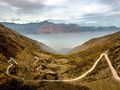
[0,0,120,26]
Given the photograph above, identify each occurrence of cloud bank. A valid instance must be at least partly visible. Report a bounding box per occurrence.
[0,0,120,26]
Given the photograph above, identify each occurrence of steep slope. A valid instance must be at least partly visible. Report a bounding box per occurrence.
[69,31,120,54]
[0,23,89,90]
[108,43,120,76]
[66,31,120,90]
[0,23,59,81]
[0,23,58,55]
[68,31,120,76]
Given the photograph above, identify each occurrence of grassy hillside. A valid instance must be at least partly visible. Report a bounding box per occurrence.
[0,23,89,90]
[66,31,120,90]
[67,31,120,76]
[0,23,120,90]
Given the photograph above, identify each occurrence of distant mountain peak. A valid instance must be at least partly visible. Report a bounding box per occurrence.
[2,22,120,34]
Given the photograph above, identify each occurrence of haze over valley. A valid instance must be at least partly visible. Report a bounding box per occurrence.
[2,21,120,53]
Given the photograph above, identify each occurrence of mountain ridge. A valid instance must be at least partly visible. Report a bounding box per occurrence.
[2,21,120,34]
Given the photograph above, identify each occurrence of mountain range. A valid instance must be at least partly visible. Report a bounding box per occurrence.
[0,23,120,90]
[2,21,120,34]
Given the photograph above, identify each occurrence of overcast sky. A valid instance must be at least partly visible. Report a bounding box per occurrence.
[0,0,120,26]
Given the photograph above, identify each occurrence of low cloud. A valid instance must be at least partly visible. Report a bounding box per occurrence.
[0,0,120,26]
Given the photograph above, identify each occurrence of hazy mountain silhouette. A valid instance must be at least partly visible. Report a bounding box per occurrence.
[2,21,120,34]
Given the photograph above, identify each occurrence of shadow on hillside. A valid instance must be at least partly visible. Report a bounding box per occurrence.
[0,78,90,90]
[38,81,90,90]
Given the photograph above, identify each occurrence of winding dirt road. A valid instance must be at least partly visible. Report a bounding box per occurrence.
[33,56,39,65]
[6,59,24,81]
[6,63,13,76]
[6,53,120,82]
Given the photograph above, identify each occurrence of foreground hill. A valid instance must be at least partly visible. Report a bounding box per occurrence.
[68,31,120,75]
[67,31,120,90]
[2,21,120,34]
